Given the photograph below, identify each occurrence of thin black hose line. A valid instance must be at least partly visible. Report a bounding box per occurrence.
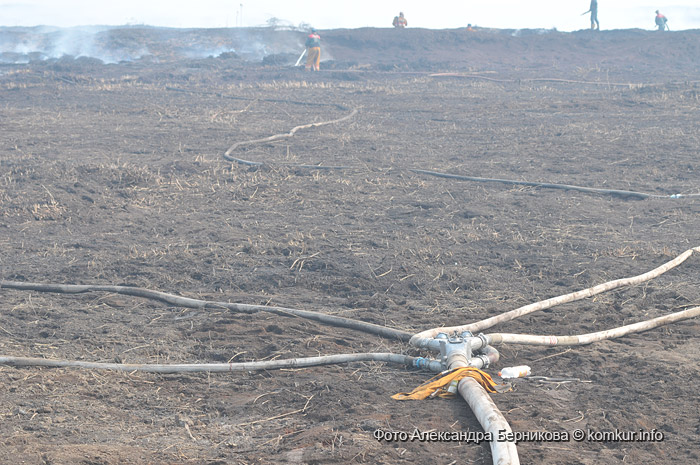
[211,81,698,201]
[219,106,696,199]
[223,155,696,200]
[408,169,697,199]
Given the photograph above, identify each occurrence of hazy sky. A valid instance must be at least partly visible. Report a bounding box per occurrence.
[1,1,699,31]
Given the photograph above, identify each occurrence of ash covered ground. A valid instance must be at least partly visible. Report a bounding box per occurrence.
[1,26,699,465]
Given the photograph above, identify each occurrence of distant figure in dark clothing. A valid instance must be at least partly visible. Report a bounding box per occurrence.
[393,12,407,28]
[589,0,599,30]
[655,10,669,31]
[305,28,321,71]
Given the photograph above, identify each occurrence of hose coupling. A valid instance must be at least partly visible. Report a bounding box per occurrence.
[413,357,431,369]
[475,354,491,369]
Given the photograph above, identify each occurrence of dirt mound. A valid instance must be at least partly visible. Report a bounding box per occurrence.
[2,25,700,79]
[321,27,700,78]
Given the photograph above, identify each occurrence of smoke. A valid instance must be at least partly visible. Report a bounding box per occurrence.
[230,27,304,60]
[0,25,310,64]
[0,26,150,64]
[511,28,557,37]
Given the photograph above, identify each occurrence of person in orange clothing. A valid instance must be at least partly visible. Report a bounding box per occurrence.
[305,28,321,71]
[392,12,407,28]
[655,10,669,31]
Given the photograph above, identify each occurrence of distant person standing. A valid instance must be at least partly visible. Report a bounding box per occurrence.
[305,28,321,71]
[655,10,669,31]
[392,12,407,28]
[589,0,599,30]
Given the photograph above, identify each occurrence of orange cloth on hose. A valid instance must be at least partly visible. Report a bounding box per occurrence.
[306,47,321,71]
[392,367,508,400]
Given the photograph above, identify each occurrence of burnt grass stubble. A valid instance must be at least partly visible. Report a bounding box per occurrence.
[1,35,700,465]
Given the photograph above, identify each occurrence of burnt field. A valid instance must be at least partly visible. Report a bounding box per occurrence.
[1,27,700,464]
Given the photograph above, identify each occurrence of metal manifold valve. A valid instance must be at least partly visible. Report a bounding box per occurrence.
[431,332,498,371]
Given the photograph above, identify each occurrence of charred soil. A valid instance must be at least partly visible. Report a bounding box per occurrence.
[1,27,699,464]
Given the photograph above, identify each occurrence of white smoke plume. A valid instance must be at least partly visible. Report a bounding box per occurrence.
[0,25,311,64]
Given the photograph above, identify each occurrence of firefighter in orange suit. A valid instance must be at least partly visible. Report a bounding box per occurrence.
[655,10,669,31]
[305,28,321,71]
